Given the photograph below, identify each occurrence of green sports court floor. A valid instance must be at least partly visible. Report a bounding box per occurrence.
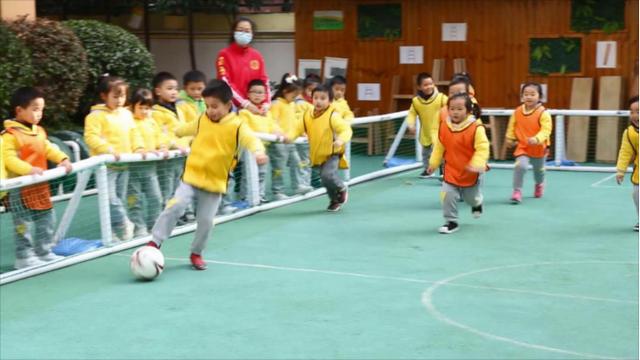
[1,167,638,359]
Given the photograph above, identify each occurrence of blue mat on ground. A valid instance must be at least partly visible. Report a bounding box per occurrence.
[546,159,576,166]
[52,238,103,256]
[384,157,417,168]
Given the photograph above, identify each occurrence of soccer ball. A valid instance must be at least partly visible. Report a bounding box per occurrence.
[130,246,165,280]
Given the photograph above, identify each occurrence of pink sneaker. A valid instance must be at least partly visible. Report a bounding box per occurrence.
[534,183,544,198]
[511,189,522,204]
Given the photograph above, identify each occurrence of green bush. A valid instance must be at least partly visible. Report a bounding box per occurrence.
[6,17,89,130]
[0,22,34,121]
[64,20,155,120]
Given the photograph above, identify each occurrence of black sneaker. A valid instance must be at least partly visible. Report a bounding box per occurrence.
[419,170,430,179]
[472,204,483,219]
[327,201,341,212]
[438,221,459,234]
[337,188,348,204]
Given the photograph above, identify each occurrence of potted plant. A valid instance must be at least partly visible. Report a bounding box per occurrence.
[154,0,187,30]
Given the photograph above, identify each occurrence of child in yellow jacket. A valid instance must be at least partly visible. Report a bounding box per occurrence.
[406,72,448,177]
[330,75,355,122]
[294,74,322,188]
[287,84,352,212]
[616,96,639,231]
[147,80,267,270]
[127,89,169,237]
[428,93,489,234]
[85,75,144,242]
[178,70,207,117]
[505,82,552,204]
[2,87,72,269]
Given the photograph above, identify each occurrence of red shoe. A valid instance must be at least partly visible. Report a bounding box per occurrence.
[534,183,544,198]
[146,241,160,249]
[337,188,348,204]
[190,253,207,270]
[511,189,522,204]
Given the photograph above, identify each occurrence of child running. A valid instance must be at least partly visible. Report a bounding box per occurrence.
[147,80,267,270]
[427,93,489,233]
[286,84,352,212]
[505,82,552,203]
[615,96,639,231]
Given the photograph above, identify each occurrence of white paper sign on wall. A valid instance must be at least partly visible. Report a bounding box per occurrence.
[357,83,381,101]
[442,23,467,42]
[596,41,617,69]
[399,46,424,64]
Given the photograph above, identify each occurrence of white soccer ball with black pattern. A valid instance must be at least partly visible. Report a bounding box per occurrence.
[130,246,164,280]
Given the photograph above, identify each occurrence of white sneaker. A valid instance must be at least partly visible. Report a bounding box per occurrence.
[120,219,135,241]
[295,185,313,195]
[38,252,64,262]
[218,205,237,215]
[14,256,46,269]
[272,193,290,201]
[438,222,459,234]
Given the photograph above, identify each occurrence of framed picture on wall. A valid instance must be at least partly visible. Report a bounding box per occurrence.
[324,57,348,80]
[298,59,322,79]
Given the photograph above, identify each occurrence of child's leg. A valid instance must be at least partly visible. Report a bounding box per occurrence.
[32,208,56,256]
[286,144,304,191]
[150,182,195,247]
[107,168,128,229]
[190,190,223,255]
[258,163,267,201]
[422,144,433,168]
[233,157,244,198]
[311,167,322,188]
[441,182,460,223]
[530,156,546,184]
[460,183,483,208]
[634,185,639,216]
[143,164,163,231]
[157,160,174,205]
[269,143,288,195]
[319,155,344,202]
[296,142,311,187]
[127,166,146,234]
[9,191,34,259]
[513,155,530,190]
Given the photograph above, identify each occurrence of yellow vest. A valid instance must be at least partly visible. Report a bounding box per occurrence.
[332,98,355,122]
[182,112,264,193]
[84,105,143,156]
[407,93,448,146]
[301,106,352,167]
[152,101,197,149]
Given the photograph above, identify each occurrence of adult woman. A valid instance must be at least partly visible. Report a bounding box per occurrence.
[216,17,270,114]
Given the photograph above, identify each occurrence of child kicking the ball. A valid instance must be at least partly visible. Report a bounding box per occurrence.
[147,80,268,270]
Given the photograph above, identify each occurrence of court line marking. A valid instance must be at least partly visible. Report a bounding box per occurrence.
[119,254,638,305]
[421,261,637,360]
[591,173,617,188]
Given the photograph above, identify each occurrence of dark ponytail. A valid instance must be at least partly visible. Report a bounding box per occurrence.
[448,92,481,119]
[272,73,302,101]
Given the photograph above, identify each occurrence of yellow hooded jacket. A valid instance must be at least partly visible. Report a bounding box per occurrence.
[133,114,169,151]
[332,98,355,123]
[84,105,144,156]
[152,101,198,149]
[177,112,265,193]
[238,109,281,145]
[616,125,639,185]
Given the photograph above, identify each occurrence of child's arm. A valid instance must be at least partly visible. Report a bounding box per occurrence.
[284,115,304,143]
[468,125,490,172]
[84,114,113,155]
[238,123,268,164]
[406,101,418,133]
[330,112,353,149]
[427,140,444,173]
[2,133,42,175]
[342,100,355,122]
[130,122,146,156]
[431,110,443,146]
[175,118,199,138]
[616,129,634,184]
[529,111,552,145]
[505,114,517,146]
[44,139,72,173]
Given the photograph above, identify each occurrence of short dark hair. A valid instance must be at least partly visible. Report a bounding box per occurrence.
[329,75,347,87]
[521,82,543,99]
[312,84,333,102]
[229,17,256,44]
[448,92,481,118]
[97,75,128,96]
[629,96,639,107]
[416,72,432,85]
[183,70,206,86]
[247,79,266,91]
[129,88,154,107]
[152,71,177,90]
[272,73,302,100]
[303,73,322,89]
[449,77,470,93]
[10,87,44,117]
[202,80,233,104]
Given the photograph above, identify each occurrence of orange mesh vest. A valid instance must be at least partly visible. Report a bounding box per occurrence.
[6,126,53,210]
[514,105,548,158]
[439,118,481,187]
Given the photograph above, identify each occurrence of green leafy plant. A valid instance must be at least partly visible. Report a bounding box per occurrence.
[571,0,625,33]
[64,20,155,123]
[357,3,402,40]
[530,37,581,75]
[0,22,34,121]
[6,17,89,130]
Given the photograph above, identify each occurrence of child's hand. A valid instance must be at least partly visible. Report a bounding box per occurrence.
[57,159,73,174]
[160,148,170,159]
[29,166,44,175]
[407,125,416,134]
[112,152,121,161]
[177,146,188,156]
[333,139,344,149]
[246,103,261,115]
[527,137,539,145]
[616,174,624,184]
[255,153,268,165]
[282,136,292,144]
[426,167,435,175]
[135,149,147,160]
[465,164,485,173]
[506,139,517,147]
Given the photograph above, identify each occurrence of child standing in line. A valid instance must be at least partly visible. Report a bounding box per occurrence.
[269,73,310,200]
[2,87,73,268]
[406,72,448,178]
[505,82,552,204]
[127,89,169,237]
[152,72,198,222]
[239,79,283,204]
[147,80,267,270]
[179,70,207,117]
[329,76,355,122]
[286,84,352,212]
[427,93,489,234]
[615,96,639,231]
[85,76,144,241]
[295,74,322,188]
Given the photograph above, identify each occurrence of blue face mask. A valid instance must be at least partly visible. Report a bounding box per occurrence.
[234,31,253,46]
